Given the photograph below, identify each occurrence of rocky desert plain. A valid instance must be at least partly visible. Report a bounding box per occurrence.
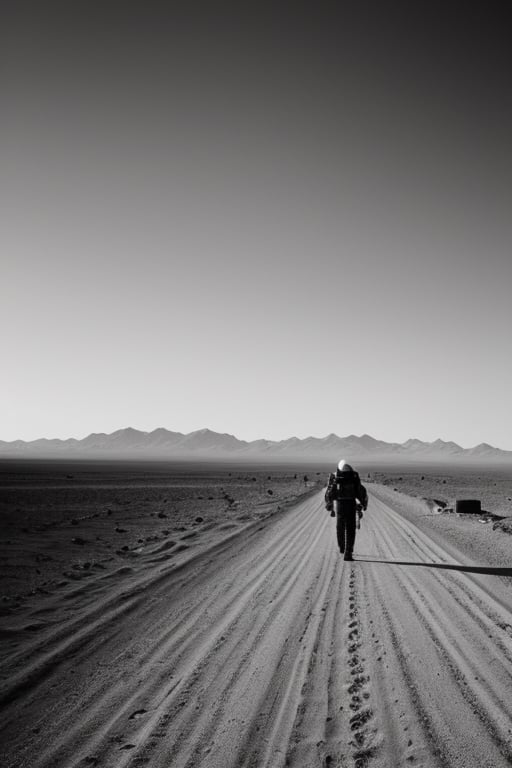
[1,457,512,768]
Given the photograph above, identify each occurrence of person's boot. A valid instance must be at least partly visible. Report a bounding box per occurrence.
[344,551,353,561]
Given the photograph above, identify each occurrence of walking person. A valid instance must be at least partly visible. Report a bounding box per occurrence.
[325,460,368,561]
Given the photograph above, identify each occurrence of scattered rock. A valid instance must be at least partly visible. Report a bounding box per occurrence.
[129,709,147,720]
[492,518,512,534]
[195,516,204,523]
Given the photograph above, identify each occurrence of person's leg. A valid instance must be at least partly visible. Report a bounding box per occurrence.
[344,503,357,560]
[336,511,345,553]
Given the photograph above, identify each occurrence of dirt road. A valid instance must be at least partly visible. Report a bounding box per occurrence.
[2,489,512,768]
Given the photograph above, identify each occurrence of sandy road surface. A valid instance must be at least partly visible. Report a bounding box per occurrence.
[2,489,512,768]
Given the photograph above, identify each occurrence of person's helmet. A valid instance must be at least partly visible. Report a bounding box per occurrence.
[337,459,353,472]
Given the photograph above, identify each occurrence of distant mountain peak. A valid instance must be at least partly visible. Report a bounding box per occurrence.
[0,429,510,461]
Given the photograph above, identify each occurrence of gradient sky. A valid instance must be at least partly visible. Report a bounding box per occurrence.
[2,4,512,447]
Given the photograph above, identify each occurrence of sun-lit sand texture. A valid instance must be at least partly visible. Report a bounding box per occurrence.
[1,460,512,767]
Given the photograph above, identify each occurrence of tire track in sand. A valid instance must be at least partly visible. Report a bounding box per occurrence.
[2,487,512,768]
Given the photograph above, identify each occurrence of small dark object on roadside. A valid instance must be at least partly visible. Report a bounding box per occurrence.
[195,516,204,523]
[157,511,167,519]
[456,499,481,514]
[267,490,273,495]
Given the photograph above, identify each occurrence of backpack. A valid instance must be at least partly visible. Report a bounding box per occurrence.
[333,470,358,500]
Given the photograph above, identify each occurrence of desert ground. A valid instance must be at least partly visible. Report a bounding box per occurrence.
[1,460,512,768]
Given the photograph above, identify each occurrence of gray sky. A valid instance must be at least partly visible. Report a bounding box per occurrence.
[2,5,512,447]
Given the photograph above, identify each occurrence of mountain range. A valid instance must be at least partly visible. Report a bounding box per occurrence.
[1,428,511,462]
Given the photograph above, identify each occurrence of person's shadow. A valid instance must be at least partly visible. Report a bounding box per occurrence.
[356,557,512,576]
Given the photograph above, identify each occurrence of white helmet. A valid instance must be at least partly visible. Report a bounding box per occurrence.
[338,459,353,472]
